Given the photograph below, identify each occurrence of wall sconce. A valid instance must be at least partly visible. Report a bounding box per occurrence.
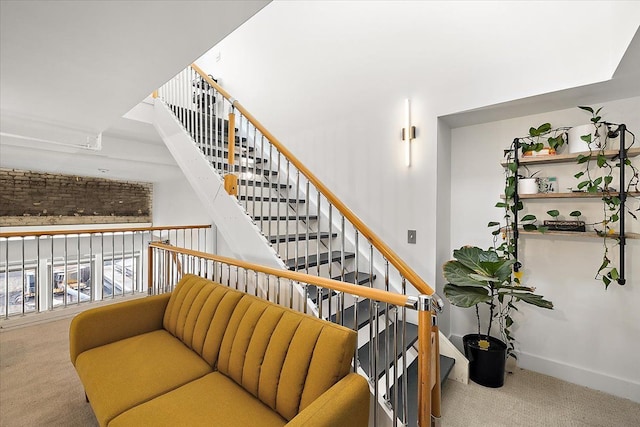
[402,99,416,167]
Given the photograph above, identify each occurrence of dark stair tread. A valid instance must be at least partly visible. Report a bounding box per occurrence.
[213,162,277,176]
[333,271,375,285]
[305,272,376,303]
[329,299,386,330]
[306,285,334,304]
[240,196,305,203]
[200,147,263,162]
[240,180,290,189]
[253,215,318,221]
[358,322,419,380]
[286,251,355,270]
[268,232,337,244]
[388,355,455,426]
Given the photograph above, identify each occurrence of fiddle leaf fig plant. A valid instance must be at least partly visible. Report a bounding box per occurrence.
[443,246,554,358]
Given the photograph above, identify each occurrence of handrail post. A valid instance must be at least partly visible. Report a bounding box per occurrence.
[431,314,442,426]
[147,244,153,295]
[224,110,238,196]
[417,294,432,427]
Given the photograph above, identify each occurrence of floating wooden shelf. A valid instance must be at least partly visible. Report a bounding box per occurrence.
[509,191,640,200]
[501,147,640,167]
[517,229,640,240]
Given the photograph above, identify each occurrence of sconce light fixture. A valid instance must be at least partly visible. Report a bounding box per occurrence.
[402,99,416,167]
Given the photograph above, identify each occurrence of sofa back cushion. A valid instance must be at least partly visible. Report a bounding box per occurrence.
[217,294,357,421]
[163,274,244,367]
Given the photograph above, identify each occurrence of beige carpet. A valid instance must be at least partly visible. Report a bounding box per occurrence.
[1,317,639,427]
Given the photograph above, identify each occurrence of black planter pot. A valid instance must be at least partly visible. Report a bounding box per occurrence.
[463,334,507,388]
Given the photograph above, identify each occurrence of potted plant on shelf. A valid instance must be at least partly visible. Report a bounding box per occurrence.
[443,245,553,388]
[520,123,569,157]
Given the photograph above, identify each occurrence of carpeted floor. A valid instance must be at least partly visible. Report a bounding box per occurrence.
[1,316,639,427]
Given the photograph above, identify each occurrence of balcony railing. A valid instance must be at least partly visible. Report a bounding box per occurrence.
[0,224,211,319]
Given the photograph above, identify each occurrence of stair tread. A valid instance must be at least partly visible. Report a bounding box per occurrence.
[329,299,386,330]
[254,215,318,221]
[213,162,277,176]
[333,271,374,285]
[389,355,456,426]
[200,147,262,161]
[358,321,419,380]
[240,196,305,203]
[306,285,334,304]
[305,273,376,303]
[240,180,289,189]
[269,232,337,244]
[286,251,355,270]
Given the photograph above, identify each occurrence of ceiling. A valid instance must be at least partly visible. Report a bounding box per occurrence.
[0,0,270,182]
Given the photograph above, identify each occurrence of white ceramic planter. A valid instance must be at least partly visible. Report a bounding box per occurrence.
[518,178,539,195]
[568,123,613,153]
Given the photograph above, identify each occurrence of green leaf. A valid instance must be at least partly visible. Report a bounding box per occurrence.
[581,134,592,143]
[487,221,500,227]
[508,162,518,173]
[603,275,611,288]
[574,172,584,179]
[611,214,619,222]
[521,214,537,222]
[523,224,537,231]
[577,181,589,189]
[443,284,491,308]
[604,176,613,186]
[593,177,603,186]
[506,316,513,328]
[597,154,607,168]
[443,260,486,288]
[511,292,554,309]
[578,106,594,113]
[609,268,619,281]
[569,211,582,217]
[495,202,508,208]
[537,226,549,233]
[452,246,498,274]
[537,123,551,134]
[577,154,590,164]
[547,210,560,217]
[598,258,609,272]
[592,116,601,123]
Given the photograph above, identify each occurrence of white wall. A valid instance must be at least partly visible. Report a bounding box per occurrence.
[153,176,212,226]
[193,0,640,399]
[451,97,640,401]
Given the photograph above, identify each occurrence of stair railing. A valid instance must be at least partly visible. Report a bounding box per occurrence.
[157,65,444,425]
[157,64,444,309]
[149,242,441,427]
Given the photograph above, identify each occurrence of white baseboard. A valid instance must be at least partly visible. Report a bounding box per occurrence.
[450,333,640,403]
[517,350,640,403]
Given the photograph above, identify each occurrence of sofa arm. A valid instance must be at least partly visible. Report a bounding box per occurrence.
[287,373,370,427]
[69,293,171,366]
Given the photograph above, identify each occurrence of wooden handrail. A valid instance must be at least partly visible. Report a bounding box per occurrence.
[189,63,435,297]
[149,242,416,308]
[0,224,211,239]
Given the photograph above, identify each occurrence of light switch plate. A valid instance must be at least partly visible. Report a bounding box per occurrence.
[408,230,416,244]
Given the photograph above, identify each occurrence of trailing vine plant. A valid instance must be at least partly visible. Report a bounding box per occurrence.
[574,106,640,288]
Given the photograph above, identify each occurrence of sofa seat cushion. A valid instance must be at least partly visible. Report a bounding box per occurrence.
[75,329,212,426]
[109,372,287,427]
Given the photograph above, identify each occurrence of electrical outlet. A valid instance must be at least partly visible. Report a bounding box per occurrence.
[408,230,416,244]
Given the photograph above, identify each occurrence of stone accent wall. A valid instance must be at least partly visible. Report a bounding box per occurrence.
[0,169,152,226]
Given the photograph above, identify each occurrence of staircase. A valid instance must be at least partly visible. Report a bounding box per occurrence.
[154,66,463,426]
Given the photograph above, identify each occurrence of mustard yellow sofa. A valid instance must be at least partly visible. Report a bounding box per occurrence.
[70,274,370,427]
